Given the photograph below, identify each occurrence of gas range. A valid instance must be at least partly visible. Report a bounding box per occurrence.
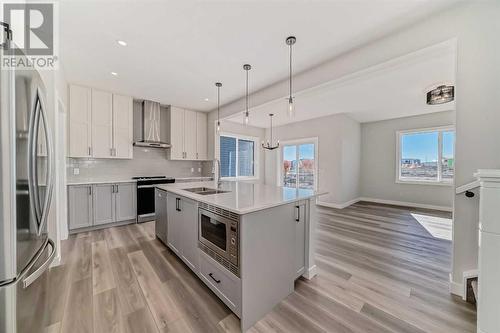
[134,176,175,222]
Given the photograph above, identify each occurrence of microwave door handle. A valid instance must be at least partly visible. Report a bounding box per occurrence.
[37,89,55,236]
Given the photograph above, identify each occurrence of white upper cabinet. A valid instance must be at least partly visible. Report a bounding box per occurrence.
[169,106,208,161]
[91,89,113,158]
[196,112,208,160]
[68,84,133,159]
[184,110,197,160]
[112,94,133,159]
[69,85,92,157]
[170,106,185,160]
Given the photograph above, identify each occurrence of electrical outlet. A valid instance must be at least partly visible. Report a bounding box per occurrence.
[73,167,80,175]
[191,167,194,173]
[198,167,201,173]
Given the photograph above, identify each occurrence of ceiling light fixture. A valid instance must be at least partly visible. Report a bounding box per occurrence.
[117,40,127,46]
[215,82,222,132]
[111,71,118,76]
[286,36,296,117]
[243,64,251,125]
[426,85,454,105]
[262,114,279,150]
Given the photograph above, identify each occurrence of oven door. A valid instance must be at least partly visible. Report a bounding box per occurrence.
[137,185,155,222]
[199,209,231,259]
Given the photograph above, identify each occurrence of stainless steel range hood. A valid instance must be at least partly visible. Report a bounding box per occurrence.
[133,100,171,148]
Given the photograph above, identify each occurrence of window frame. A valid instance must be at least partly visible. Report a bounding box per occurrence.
[217,131,259,181]
[396,125,455,186]
[277,137,319,191]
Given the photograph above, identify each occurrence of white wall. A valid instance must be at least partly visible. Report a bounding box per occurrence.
[264,113,361,206]
[361,111,455,210]
[208,1,500,293]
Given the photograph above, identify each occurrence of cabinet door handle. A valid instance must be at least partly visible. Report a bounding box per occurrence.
[88,186,92,195]
[88,147,91,156]
[196,152,198,159]
[176,198,181,211]
[295,205,300,222]
[209,273,221,284]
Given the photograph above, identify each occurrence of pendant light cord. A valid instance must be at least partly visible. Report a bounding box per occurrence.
[217,85,220,121]
[289,42,292,100]
[270,115,273,144]
[246,69,249,115]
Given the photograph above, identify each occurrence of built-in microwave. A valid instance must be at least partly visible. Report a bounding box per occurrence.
[198,204,239,275]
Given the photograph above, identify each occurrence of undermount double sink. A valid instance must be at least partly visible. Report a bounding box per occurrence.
[183,187,230,195]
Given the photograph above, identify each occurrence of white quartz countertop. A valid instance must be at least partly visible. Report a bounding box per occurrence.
[67,178,137,186]
[66,176,212,186]
[156,180,322,214]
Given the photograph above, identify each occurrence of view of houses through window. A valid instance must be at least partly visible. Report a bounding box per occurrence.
[219,134,256,179]
[398,127,455,183]
[282,142,316,190]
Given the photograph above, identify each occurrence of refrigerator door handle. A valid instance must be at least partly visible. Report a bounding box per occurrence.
[27,98,42,232]
[22,238,56,288]
[36,88,54,236]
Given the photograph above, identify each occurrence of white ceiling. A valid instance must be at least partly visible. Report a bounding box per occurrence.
[60,0,457,112]
[225,39,457,127]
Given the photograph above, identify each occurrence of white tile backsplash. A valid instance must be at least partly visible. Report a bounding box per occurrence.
[67,146,210,182]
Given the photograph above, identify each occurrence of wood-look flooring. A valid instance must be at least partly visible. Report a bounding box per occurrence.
[46,201,476,333]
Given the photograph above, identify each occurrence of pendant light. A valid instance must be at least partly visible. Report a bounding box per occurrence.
[262,114,279,150]
[286,36,296,117]
[215,82,222,132]
[243,64,251,125]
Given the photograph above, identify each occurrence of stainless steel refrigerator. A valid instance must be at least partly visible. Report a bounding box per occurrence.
[0,23,56,332]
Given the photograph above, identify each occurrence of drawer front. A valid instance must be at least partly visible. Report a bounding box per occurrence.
[199,250,241,315]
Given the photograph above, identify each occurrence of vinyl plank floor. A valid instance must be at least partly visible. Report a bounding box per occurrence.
[49,202,476,333]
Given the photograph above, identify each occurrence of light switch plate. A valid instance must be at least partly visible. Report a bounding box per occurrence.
[190,167,194,173]
[73,167,80,175]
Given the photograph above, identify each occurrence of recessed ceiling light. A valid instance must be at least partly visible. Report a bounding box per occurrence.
[204,98,209,101]
[111,72,118,76]
[116,40,127,46]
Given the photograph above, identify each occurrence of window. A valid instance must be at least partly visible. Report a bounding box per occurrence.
[219,133,258,179]
[280,138,318,190]
[397,127,455,184]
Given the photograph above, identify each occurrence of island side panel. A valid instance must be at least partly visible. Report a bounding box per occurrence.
[304,198,317,279]
[239,203,296,332]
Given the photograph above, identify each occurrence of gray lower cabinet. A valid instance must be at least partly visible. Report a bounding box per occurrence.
[166,193,198,272]
[155,189,168,244]
[295,201,307,278]
[68,182,137,232]
[115,183,137,222]
[93,184,115,225]
[68,185,93,229]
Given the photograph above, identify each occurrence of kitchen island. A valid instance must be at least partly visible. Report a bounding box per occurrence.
[155,180,321,332]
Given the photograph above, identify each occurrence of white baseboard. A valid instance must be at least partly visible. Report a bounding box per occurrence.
[303,265,317,280]
[449,274,464,298]
[316,198,360,209]
[358,197,452,212]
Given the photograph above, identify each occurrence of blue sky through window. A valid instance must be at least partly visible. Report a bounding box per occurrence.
[284,143,314,161]
[401,131,454,162]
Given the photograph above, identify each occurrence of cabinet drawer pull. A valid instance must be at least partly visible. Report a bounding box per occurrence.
[295,205,300,222]
[209,273,221,284]
[176,198,181,211]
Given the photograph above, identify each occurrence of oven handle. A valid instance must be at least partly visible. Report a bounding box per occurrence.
[137,185,157,189]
